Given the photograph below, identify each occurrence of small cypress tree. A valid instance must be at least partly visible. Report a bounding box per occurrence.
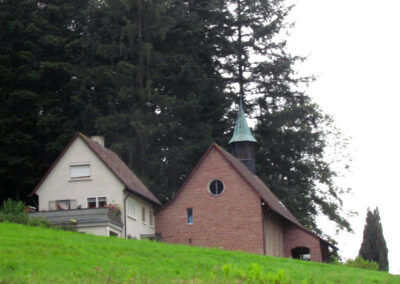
[359,207,389,271]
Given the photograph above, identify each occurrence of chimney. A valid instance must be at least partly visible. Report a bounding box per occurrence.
[91,136,104,147]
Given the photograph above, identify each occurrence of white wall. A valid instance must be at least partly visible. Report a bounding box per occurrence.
[36,137,125,211]
[78,225,121,237]
[123,194,155,239]
[36,136,156,239]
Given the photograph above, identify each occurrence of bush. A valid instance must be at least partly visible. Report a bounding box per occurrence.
[0,199,29,224]
[0,199,51,228]
[0,212,28,224]
[345,256,379,271]
[27,217,52,228]
[1,198,25,215]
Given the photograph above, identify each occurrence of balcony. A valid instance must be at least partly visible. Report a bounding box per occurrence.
[29,208,122,229]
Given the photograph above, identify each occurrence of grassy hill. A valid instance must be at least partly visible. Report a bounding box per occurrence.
[0,223,398,283]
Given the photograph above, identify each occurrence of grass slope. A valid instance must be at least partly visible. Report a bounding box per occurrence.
[0,223,398,283]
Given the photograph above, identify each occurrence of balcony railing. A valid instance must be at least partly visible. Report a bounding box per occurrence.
[29,208,122,228]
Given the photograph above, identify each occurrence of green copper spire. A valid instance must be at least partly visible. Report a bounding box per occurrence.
[229,99,257,144]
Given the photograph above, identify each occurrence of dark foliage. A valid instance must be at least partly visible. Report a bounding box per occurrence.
[359,207,389,271]
[0,0,351,236]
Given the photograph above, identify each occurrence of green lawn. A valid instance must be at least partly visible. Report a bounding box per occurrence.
[0,223,398,283]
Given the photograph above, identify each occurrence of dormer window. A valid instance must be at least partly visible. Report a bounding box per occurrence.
[70,164,90,179]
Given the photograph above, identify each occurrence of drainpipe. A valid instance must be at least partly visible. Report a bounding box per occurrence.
[124,194,129,239]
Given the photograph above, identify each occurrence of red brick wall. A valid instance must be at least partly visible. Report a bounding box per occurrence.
[282,223,324,262]
[155,147,264,254]
[320,241,329,262]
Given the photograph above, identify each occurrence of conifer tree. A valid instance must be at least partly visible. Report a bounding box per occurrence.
[359,207,389,271]
[193,0,352,232]
[0,0,87,200]
[0,0,353,238]
[76,0,228,200]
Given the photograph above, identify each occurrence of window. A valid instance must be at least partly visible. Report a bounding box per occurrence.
[56,200,70,210]
[149,209,154,226]
[98,197,107,208]
[142,206,146,223]
[291,247,310,261]
[49,200,77,211]
[187,208,193,224]
[127,198,136,219]
[87,197,96,208]
[87,197,107,208]
[208,179,224,196]
[70,164,90,179]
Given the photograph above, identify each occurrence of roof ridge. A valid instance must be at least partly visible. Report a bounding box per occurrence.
[214,145,302,225]
[79,135,161,205]
[30,133,160,206]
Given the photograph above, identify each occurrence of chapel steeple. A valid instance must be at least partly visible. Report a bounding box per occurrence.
[229,99,257,173]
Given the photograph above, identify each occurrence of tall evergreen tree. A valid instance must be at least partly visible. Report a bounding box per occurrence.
[147,0,230,200]
[191,0,352,233]
[0,0,87,201]
[76,0,229,201]
[0,0,353,239]
[359,207,389,271]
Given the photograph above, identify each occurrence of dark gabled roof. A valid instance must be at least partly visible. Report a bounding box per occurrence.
[215,144,336,248]
[215,144,335,248]
[160,143,335,248]
[30,133,161,206]
[214,144,302,227]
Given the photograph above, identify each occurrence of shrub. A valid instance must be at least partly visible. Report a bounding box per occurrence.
[345,256,379,271]
[0,199,29,224]
[0,212,28,224]
[0,199,51,228]
[27,217,52,228]
[1,198,25,215]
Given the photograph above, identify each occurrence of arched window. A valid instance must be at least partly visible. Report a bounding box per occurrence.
[291,247,310,261]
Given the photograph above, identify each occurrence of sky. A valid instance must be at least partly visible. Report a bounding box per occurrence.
[285,0,400,274]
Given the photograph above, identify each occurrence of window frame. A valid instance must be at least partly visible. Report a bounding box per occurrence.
[208,179,225,196]
[56,200,71,210]
[69,163,91,180]
[126,198,137,220]
[142,206,146,224]
[86,196,107,208]
[187,208,193,225]
[149,208,154,227]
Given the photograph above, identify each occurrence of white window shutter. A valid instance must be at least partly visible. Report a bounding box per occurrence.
[70,199,78,209]
[70,164,90,178]
[49,200,56,211]
[127,198,136,218]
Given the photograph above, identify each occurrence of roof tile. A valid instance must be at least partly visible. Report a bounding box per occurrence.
[79,134,161,205]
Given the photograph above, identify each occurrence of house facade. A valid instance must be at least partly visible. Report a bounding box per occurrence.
[155,101,333,262]
[29,102,334,261]
[30,133,160,239]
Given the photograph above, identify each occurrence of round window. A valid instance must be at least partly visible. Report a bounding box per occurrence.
[208,179,224,196]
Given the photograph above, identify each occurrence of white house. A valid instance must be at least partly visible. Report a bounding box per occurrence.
[29,133,161,239]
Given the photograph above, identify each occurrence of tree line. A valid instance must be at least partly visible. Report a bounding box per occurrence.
[0,0,351,235]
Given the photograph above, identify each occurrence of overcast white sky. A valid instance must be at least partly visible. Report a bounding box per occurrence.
[286,0,400,274]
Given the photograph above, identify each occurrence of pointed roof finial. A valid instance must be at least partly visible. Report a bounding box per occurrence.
[229,98,257,144]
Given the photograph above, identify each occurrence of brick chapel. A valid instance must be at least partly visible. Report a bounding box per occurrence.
[156,100,335,262]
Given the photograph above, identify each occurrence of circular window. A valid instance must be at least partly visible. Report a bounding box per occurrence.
[208,179,224,196]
